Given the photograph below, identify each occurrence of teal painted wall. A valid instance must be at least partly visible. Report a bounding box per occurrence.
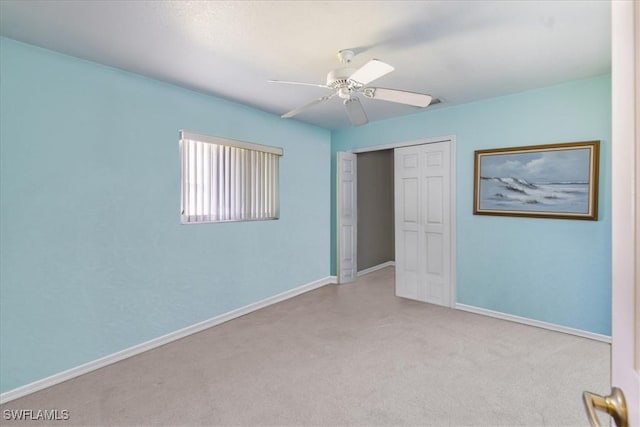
[331,75,611,336]
[0,38,331,393]
[0,36,611,394]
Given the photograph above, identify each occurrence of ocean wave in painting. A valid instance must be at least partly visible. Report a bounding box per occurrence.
[479,176,589,213]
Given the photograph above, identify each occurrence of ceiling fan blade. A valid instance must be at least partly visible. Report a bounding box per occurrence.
[282,93,336,118]
[344,97,368,126]
[348,59,394,86]
[362,87,432,108]
[268,80,330,89]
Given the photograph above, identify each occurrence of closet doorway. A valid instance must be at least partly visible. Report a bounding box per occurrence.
[337,136,456,307]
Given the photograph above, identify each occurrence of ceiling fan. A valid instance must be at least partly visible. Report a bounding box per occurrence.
[269,50,436,126]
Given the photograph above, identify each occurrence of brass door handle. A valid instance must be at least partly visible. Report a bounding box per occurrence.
[583,387,628,427]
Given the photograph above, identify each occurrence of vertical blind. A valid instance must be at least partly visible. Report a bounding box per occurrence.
[180,130,283,223]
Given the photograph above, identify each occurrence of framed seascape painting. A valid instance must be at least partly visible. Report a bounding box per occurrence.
[473,140,600,220]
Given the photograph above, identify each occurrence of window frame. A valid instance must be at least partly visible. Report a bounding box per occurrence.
[179,130,283,224]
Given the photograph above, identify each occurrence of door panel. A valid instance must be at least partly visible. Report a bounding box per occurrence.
[402,178,419,223]
[609,0,639,424]
[337,152,357,283]
[426,233,443,275]
[426,177,443,224]
[395,141,452,307]
[404,231,419,271]
[397,230,419,299]
[582,3,639,426]
[341,225,353,261]
[341,182,353,216]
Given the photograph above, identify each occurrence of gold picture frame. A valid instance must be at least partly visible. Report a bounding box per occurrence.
[473,140,600,220]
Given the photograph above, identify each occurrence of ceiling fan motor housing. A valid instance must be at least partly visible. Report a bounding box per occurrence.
[327,67,356,91]
[328,50,359,96]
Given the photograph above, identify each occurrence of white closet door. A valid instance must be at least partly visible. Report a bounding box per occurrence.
[395,142,451,306]
[337,152,357,283]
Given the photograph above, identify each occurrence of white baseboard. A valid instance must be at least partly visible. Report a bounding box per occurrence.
[357,261,395,277]
[0,276,336,404]
[455,303,611,343]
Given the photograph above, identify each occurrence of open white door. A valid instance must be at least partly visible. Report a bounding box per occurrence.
[583,3,639,426]
[395,141,453,306]
[337,152,357,283]
[610,0,640,423]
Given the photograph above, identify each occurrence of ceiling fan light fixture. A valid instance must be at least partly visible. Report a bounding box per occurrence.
[344,97,368,126]
[338,87,351,99]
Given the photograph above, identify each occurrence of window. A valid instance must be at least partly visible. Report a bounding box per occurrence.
[180,130,283,224]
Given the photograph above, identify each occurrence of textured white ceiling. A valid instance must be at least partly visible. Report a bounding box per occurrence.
[0,0,611,129]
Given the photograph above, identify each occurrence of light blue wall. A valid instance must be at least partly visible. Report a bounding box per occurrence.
[331,75,611,336]
[0,36,611,394]
[0,38,331,393]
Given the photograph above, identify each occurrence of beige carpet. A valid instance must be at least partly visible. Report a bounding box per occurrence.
[0,267,609,426]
